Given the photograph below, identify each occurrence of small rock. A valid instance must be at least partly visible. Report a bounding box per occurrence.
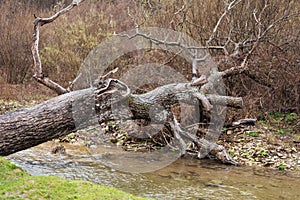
[270,183,279,187]
[209,179,223,185]
[71,139,77,143]
[51,145,66,155]
[254,184,264,188]
[277,153,283,157]
[206,179,223,187]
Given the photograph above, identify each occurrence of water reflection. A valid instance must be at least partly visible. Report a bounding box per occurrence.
[8,142,300,200]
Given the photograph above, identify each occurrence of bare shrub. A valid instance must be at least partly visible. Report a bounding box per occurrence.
[0,1,35,83]
[128,0,300,114]
[1,0,299,115]
[40,0,133,87]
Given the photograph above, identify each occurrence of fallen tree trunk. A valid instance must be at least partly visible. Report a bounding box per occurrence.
[0,0,247,166]
[0,80,241,165]
[0,89,88,156]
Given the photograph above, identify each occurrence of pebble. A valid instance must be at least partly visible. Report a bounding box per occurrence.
[277,153,283,157]
[291,147,297,152]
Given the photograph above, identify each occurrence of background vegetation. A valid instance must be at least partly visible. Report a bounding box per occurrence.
[0,0,299,119]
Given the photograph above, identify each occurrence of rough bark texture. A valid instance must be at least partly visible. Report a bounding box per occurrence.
[0,89,90,155]
[0,79,241,165]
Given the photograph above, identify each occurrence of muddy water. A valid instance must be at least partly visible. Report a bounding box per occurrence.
[8,142,300,200]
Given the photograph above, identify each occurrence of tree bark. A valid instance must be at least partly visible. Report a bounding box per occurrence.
[0,80,241,162]
[0,89,86,156]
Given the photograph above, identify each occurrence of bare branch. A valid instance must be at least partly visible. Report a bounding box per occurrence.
[94,78,131,105]
[191,75,207,87]
[67,73,82,91]
[116,32,225,51]
[31,0,86,94]
[35,0,85,27]
[260,11,300,40]
[192,53,209,79]
[207,0,242,43]
[218,5,300,79]
[206,94,243,108]
[161,49,183,66]
[194,92,212,111]
[174,0,187,15]
[170,115,187,155]
[169,114,239,165]
[98,67,119,82]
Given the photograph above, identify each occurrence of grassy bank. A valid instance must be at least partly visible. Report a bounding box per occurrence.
[0,157,147,200]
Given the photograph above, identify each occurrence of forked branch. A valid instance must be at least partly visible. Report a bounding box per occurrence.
[31,0,86,95]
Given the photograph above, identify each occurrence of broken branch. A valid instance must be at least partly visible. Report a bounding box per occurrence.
[31,0,86,94]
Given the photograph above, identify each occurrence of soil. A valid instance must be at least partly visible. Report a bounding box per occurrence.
[220,120,300,171]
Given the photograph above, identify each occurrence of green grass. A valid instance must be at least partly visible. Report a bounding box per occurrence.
[278,163,286,171]
[0,157,147,200]
[285,112,297,125]
[276,129,285,135]
[257,150,268,157]
[245,130,261,137]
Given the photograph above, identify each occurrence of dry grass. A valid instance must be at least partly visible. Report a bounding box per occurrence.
[0,1,51,84]
[0,83,55,102]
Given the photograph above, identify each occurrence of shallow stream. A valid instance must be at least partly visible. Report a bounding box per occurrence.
[8,142,300,199]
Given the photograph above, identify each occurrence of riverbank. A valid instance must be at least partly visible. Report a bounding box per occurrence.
[60,115,299,172]
[220,114,300,171]
[0,157,147,199]
[0,97,299,171]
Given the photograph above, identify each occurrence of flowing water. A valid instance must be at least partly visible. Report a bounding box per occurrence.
[7,142,300,200]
